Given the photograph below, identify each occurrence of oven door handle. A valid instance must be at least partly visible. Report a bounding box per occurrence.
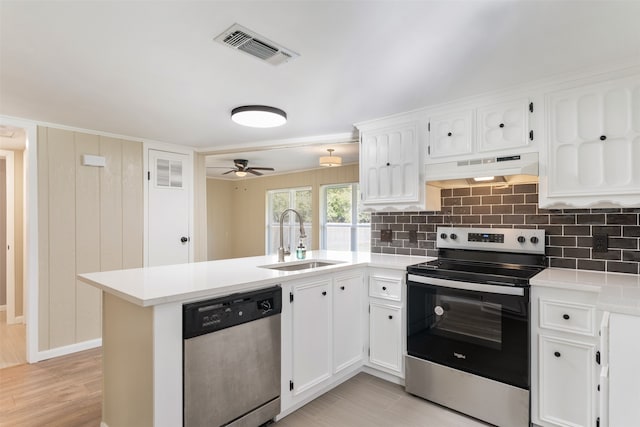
[407,274,525,296]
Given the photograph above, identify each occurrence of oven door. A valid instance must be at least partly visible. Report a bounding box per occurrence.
[407,274,529,389]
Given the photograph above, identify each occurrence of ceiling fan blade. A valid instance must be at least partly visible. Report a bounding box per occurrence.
[248,169,263,176]
[247,167,275,171]
[222,170,235,175]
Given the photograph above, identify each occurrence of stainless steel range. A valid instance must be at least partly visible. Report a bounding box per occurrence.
[405,227,546,427]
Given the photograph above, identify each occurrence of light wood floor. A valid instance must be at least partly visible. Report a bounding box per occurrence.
[0,310,26,369]
[0,347,102,426]
[276,372,488,427]
[0,348,488,427]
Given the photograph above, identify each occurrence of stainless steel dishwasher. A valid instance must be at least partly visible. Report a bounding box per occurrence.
[183,286,282,427]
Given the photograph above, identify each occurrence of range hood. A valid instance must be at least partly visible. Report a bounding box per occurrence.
[425,152,539,189]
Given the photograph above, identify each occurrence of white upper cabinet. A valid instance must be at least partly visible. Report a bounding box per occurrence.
[428,109,473,158]
[540,73,640,208]
[426,97,535,162]
[358,114,427,210]
[476,98,532,153]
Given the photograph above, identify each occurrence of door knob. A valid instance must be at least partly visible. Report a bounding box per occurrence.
[180,236,189,243]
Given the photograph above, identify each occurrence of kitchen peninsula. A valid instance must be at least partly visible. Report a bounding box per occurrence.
[78,251,432,427]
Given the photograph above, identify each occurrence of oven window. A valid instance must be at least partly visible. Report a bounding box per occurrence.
[432,295,502,350]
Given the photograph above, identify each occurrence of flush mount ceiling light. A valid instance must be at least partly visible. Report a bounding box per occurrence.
[319,149,342,167]
[231,105,287,128]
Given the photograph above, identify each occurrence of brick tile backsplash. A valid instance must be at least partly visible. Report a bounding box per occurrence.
[370,183,640,275]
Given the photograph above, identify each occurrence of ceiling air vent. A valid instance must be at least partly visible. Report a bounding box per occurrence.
[214,23,299,66]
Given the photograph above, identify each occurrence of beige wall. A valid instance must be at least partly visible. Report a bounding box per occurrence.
[0,158,5,306]
[37,127,143,351]
[206,178,235,260]
[13,149,24,317]
[193,153,208,262]
[0,149,24,316]
[207,164,359,259]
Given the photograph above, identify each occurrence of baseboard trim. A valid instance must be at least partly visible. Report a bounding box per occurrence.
[36,338,102,362]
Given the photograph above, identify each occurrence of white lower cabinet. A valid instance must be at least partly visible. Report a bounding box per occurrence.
[531,286,601,427]
[369,302,402,373]
[281,270,366,415]
[291,277,332,395]
[333,273,364,374]
[538,335,596,427]
[601,312,640,427]
[367,268,405,378]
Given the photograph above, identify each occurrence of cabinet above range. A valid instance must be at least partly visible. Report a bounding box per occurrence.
[427,96,539,162]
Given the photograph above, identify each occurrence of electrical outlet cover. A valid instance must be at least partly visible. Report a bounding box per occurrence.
[593,234,609,253]
[381,229,392,243]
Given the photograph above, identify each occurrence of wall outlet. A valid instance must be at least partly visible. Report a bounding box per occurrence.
[409,230,418,244]
[381,229,392,243]
[593,234,609,253]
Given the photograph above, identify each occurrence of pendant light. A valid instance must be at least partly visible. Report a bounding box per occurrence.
[319,149,342,167]
[231,105,287,128]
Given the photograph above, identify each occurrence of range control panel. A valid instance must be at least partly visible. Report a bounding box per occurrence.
[437,227,545,254]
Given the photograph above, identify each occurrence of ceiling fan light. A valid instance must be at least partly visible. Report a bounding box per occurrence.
[231,105,287,128]
[319,148,342,167]
[234,170,248,177]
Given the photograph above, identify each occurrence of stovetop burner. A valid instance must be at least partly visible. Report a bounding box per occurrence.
[407,227,547,287]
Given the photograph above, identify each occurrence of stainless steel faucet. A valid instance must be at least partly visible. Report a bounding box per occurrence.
[278,208,307,262]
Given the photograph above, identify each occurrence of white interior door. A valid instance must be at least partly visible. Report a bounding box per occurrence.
[148,149,191,266]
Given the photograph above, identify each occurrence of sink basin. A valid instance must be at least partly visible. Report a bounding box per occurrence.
[260,260,345,272]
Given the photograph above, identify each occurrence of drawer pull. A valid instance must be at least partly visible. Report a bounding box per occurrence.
[447,132,452,137]
[382,286,387,291]
[554,351,561,358]
[600,135,607,141]
[340,286,345,290]
[499,123,505,128]
[322,291,327,296]
[563,314,570,320]
[388,315,393,320]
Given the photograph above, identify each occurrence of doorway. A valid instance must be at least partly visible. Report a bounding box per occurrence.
[0,133,26,368]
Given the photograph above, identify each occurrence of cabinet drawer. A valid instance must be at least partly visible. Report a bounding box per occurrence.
[539,299,595,336]
[369,276,401,301]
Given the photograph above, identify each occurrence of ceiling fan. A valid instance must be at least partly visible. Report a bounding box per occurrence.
[212,159,275,177]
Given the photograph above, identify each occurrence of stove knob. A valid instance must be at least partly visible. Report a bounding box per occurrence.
[440,233,448,239]
[530,236,539,244]
[517,236,526,243]
[450,233,457,240]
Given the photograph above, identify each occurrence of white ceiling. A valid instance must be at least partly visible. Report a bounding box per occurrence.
[2,1,640,175]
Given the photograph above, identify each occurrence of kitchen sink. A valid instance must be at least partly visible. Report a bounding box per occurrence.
[259,260,345,272]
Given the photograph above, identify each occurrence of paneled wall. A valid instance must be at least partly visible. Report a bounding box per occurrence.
[371,184,640,275]
[207,164,359,259]
[37,127,143,351]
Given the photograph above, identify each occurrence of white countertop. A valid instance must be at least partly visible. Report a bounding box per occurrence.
[78,251,433,307]
[531,268,640,316]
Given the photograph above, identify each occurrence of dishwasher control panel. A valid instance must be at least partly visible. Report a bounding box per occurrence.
[183,286,282,339]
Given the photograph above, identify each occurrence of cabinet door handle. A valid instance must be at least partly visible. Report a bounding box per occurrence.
[386,162,390,166]
[388,315,393,320]
[499,123,505,128]
[322,291,327,296]
[554,351,561,358]
[563,314,570,320]
[382,286,387,291]
[447,132,452,137]
[340,286,345,290]
[600,135,607,141]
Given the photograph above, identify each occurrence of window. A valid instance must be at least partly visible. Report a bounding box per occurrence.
[321,183,370,251]
[266,187,312,255]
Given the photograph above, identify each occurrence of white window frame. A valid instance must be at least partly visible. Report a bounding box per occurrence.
[320,183,370,251]
[266,186,312,255]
